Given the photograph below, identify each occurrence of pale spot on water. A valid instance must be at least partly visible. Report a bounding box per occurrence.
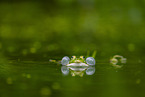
[40,87,51,96]
[6,77,13,84]
[22,49,28,56]
[138,59,142,63]
[26,74,31,78]
[30,47,36,53]
[136,79,141,84]
[22,73,31,78]
[52,82,60,90]
[128,43,135,52]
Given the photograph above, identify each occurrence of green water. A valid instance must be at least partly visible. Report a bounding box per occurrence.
[0,0,145,97]
[0,53,144,97]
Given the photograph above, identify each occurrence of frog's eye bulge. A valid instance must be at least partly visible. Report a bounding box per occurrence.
[86,57,95,65]
[80,56,85,59]
[71,56,76,59]
[61,56,70,65]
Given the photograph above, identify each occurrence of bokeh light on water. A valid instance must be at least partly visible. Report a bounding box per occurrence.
[0,0,145,97]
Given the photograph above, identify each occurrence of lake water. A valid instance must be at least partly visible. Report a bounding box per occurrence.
[0,54,144,97]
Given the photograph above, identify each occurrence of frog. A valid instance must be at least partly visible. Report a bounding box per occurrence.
[61,56,95,66]
[49,51,97,66]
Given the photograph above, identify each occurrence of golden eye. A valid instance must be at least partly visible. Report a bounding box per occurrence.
[71,56,76,59]
[80,56,85,59]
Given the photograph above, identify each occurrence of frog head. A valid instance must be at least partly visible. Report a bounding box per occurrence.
[61,56,95,66]
[69,56,85,63]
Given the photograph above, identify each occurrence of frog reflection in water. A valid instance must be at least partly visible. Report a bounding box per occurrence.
[61,66,95,77]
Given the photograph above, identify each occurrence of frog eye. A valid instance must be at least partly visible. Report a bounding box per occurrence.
[71,56,76,59]
[86,57,95,65]
[80,56,85,59]
[61,56,70,65]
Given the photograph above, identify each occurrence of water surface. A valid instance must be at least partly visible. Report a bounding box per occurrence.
[0,55,144,97]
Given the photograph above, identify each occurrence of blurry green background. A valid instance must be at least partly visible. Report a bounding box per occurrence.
[0,1,145,97]
[0,0,145,58]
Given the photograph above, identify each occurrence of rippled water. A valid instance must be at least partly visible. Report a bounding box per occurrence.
[0,55,144,97]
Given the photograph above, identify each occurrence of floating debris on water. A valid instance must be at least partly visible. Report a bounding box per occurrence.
[49,59,61,65]
[49,59,56,63]
[110,55,127,68]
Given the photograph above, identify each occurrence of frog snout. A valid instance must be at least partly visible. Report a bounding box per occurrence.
[75,60,81,63]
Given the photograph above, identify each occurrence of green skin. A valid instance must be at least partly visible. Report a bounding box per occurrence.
[69,50,97,64]
[69,56,86,63]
